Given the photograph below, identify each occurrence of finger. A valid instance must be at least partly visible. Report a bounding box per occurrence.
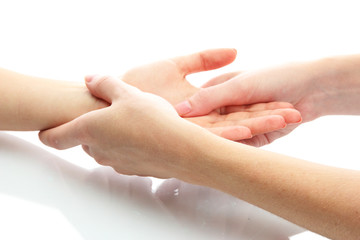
[270,109,302,124]
[223,102,295,113]
[239,125,299,147]
[39,117,87,150]
[171,48,237,76]
[238,135,270,147]
[175,79,241,117]
[207,126,252,141]
[85,75,129,103]
[201,71,241,88]
[224,108,302,125]
[237,115,287,136]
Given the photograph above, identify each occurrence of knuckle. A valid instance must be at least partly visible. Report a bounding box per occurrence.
[94,75,111,89]
[96,75,112,84]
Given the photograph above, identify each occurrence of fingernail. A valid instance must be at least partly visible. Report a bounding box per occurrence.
[296,116,303,123]
[85,75,98,83]
[176,100,192,115]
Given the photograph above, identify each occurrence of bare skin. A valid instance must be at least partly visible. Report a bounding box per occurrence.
[0,49,301,142]
[121,48,301,140]
[39,72,360,240]
[176,55,360,146]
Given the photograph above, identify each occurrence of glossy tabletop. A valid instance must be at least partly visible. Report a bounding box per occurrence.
[0,132,306,240]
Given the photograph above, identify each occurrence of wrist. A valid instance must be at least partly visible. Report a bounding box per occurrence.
[173,125,239,188]
[0,68,108,131]
[310,55,360,117]
[167,122,222,185]
[46,82,108,129]
[21,79,107,131]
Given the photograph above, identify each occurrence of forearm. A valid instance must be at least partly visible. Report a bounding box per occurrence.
[0,68,107,131]
[184,133,360,240]
[311,55,360,117]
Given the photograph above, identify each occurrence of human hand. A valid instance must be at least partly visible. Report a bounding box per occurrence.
[121,49,301,141]
[38,75,214,179]
[174,61,328,146]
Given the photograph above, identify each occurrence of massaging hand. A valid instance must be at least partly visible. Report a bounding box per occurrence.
[39,75,211,179]
[174,61,326,146]
[121,49,301,141]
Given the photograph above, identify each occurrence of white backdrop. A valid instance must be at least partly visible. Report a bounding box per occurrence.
[1,1,359,239]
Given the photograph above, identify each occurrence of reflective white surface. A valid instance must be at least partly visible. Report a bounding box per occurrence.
[0,133,305,239]
[3,117,360,240]
[1,1,360,239]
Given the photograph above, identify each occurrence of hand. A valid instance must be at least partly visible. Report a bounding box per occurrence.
[38,75,212,179]
[121,49,301,141]
[174,61,327,146]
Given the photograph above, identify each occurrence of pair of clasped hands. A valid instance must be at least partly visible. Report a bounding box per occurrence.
[40,48,302,179]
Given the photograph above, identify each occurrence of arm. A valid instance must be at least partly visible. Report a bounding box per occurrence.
[312,55,360,116]
[39,76,360,240]
[0,48,301,140]
[120,48,301,141]
[175,55,360,146]
[193,137,360,240]
[0,66,294,138]
[0,68,107,131]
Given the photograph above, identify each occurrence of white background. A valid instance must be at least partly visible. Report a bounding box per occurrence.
[1,0,359,239]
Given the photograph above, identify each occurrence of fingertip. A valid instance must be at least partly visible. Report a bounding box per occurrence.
[292,112,303,124]
[221,126,252,141]
[218,48,237,64]
[284,109,303,124]
[267,115,287,130]
[293,109,303,123]
[237,126,252,140]
[38,130,47,146]
[296,116,303,123]
[85,75,93,83]
[85,74,102,84]
[175,100,192,116]
[230,48,237,59]
[84,75,121,103]
[38,130,61,150]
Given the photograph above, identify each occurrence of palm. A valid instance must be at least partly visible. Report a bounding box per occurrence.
[199,67,313,146]
[122,49,301,141]
[122,59,196,105]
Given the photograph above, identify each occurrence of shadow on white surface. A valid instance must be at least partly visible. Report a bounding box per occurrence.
[0,133,304,240]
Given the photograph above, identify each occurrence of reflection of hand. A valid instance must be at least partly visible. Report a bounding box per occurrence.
[121,48,301,141]
[174,61,327,146]
[38,76,360,240]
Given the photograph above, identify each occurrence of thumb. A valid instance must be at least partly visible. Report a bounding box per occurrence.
[85,75,126,103]
[39,117,85,150]
[175,81,238,117]
[172,48,237,75]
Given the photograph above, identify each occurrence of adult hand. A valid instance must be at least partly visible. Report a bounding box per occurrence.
[174,61,327,146]
[121,49,301,141]
[38,75,212,179]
